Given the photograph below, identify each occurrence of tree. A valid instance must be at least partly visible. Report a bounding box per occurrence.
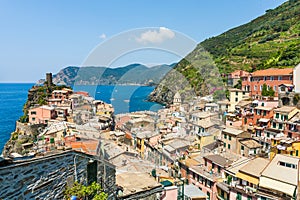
[261,84,269,96]
[261,83,275,97]
[64,182,108,200]
[234,79,242,89]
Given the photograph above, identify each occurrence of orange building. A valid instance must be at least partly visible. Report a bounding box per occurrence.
[241,68,293,98]
[253,106,274,127]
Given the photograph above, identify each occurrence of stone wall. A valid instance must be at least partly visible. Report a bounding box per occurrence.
[0,151,115,199]
[15,121,45,136]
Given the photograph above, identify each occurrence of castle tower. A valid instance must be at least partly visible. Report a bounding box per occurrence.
[46,73,53,87]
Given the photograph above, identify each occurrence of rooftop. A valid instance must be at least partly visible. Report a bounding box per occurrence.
[222,127,245,136]
[274,106,297,113]
[255,106,274,111]
[239,139,262,149]
[261,154,299,185]
[116,172,162,197]
[184,184,207,198]
[236,101,252,108]
[251,68,293,77]
[191,112,218,119]
[204,154,233,167]
[239,157,269,177]
[225,157,250,175]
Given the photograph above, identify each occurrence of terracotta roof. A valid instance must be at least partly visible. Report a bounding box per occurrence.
[251,68,293,77]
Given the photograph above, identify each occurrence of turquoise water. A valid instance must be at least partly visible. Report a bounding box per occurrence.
[0,84,163,153]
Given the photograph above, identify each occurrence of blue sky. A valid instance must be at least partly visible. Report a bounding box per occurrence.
[0,0,287,82]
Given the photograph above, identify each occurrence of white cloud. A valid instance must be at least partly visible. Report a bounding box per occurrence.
[99,33,106,39]
[136,27,175,44]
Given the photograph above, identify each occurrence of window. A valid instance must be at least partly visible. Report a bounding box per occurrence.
[254,85,257,91]
[296,150,299,157]
[270,76,274,81]
[236,91,238,96]
[274,86,277,91]
[260,85,263,91]
[32,117,35,121]
[263,76,266,81]
[237,192,242,200]
[224,142,226,147]
[278,76,282,80]
[207,192,210,200]
[273,122,276,128]
[257,109,261,115]
[276,113,279,118]
[218,166,221,173]
[279,123,283,130]
[235,97,238,102]
[263,110,267,116]
[228,144,231,149]
[254,149,256,154]
[267,132,270,137]
[229,135,232,141]
[241,146,244,150]
[30,111,37,115]
[267,85,270,90]
[224,134,227,139]
[247,196,252,200]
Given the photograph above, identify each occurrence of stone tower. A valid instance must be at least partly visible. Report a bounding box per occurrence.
[46,73,53,87]
[173,92,182,105]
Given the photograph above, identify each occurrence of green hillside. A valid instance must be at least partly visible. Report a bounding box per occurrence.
[201,0,300,74]
[150,0,300,104]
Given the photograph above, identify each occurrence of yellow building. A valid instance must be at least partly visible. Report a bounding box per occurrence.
[228,88,250,112]
[270,137,300,159]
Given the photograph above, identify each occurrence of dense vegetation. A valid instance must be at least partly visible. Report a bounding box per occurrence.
[64,182,108,200]
[201,0,300,74]
[151,0,300,104]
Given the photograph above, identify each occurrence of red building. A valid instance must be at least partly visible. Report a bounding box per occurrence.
[241,68,293,98]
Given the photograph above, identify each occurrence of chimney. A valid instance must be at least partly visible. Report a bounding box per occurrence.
[46,73,53,87]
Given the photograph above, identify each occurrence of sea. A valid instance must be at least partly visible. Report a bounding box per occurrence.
[0,84,163,153]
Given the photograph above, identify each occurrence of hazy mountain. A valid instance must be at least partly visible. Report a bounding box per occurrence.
[38,63,176,86]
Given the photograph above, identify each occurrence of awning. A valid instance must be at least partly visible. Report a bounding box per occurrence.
[259,118,270,123]
[252,100,259,104]
[236,172,259,185]
[259,176,296,197]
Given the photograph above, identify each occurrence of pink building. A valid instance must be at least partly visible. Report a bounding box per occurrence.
[188,154,232,200]
[28,105,57,124]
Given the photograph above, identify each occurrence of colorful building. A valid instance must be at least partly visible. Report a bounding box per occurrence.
[28,105,57,124]
[241,68,293,98]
